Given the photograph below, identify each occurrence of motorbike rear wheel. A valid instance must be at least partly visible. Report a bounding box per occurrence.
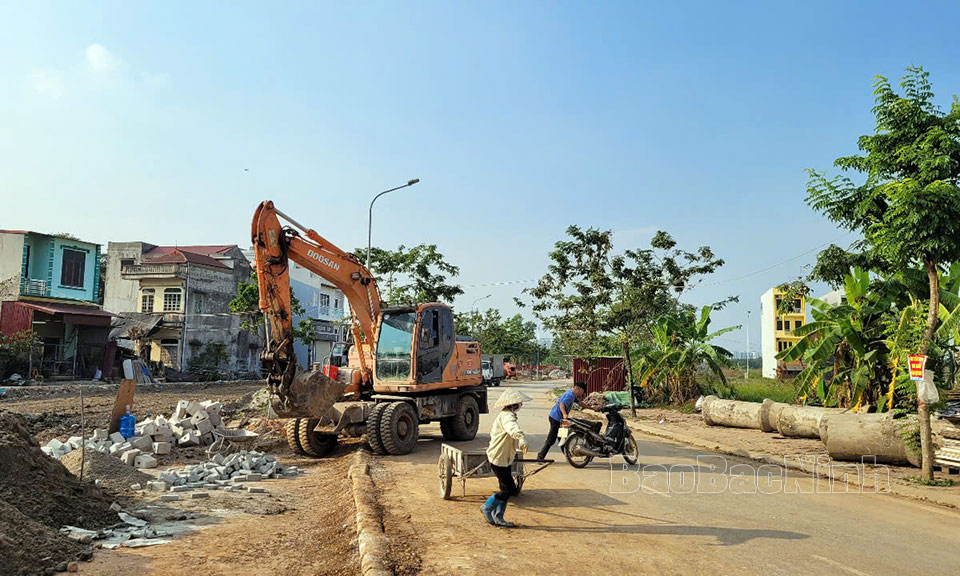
[622,432,639,465]
[563,433,594,468]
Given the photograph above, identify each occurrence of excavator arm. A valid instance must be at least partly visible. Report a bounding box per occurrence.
[251,200,382,417]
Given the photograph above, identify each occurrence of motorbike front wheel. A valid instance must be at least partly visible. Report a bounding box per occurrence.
[622,432,639,465]
[563,433,594,468]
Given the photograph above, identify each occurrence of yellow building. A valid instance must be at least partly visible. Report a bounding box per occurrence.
[760,287,806,379]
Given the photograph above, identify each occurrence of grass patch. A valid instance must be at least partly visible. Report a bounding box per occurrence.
[550,386,566,400]
[726,374,796,404]
[906,476,958,487]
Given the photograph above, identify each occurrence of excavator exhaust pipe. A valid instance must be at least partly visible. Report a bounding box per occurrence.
[267,366,347,420]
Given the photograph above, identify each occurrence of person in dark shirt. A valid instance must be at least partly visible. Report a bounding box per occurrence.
[536,381,586,461]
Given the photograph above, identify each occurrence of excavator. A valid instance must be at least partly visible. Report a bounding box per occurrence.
[251,201,487,456]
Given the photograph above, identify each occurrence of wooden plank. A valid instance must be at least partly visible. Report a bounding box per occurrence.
[108,379,137,434]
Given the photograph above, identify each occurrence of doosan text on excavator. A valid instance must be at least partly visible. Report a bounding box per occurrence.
[252,200,489,457]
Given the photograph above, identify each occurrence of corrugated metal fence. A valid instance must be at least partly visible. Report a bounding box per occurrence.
[572,356,626,394]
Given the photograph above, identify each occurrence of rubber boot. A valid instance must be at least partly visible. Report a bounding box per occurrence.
[481,495,498,525]
[493,499,516,528]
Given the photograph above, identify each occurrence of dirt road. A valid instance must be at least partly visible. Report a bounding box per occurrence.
[374,381,960,576]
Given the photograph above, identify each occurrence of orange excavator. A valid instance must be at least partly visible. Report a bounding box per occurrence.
[252,201,486,456]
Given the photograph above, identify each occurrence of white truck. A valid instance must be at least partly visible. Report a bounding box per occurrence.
[481,354,505,387]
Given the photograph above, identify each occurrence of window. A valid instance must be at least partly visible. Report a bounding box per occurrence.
[320,294,330,308]
[376,312,416,381]
[794,319,802,330]
[194,294,203,314]
[141,289,155,313]
[776,320,783,331]
[120,258,134,268]
[334,298,341,309]
[61,248,86,288]
[163,288,182,312]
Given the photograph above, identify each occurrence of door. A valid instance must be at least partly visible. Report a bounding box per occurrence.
[417,308,441,383]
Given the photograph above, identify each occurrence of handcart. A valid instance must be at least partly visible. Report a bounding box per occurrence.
[437,443,553,499]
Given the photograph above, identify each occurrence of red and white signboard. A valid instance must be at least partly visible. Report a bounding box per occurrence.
[908,354,927,381]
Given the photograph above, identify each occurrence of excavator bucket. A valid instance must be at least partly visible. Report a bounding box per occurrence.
[267,366,348,420]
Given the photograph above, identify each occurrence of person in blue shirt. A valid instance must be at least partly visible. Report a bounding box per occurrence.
[536,381,586,461]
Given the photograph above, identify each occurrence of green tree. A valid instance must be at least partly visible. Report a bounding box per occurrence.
[229,271,315,347]
[635,306,736,404]
[455,309,539,362]
[524,226,730,359]
[360,244,463,305]
[805,66,960,479]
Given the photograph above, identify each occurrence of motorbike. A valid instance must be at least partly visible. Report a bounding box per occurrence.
[559,404,639,468]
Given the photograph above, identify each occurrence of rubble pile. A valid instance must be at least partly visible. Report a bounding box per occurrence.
[42,399,228,469]
[147,449,301,499]
[0,412,116,575]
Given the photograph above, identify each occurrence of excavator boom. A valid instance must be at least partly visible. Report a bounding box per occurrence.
[251,201,381,417]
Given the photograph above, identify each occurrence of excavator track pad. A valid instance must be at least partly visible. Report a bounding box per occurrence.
[267,367,347,419]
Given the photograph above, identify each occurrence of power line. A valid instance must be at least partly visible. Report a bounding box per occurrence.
[459,232,852,293]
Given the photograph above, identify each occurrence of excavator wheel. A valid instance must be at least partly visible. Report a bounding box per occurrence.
[451,395,480,441]
[297,418,338,458]
[366,403,389,455]
[379,401,420,455]
[439,417,457,441]
[285,419,306,455]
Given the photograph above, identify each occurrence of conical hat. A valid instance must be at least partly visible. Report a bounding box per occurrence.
[493,389,532,409]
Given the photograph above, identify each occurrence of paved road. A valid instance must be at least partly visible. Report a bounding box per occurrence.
[377,381,960,576]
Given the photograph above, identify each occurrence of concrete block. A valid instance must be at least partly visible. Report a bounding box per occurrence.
[193,416,214,435]
[120,449,142,466]
[171,485,193,493]
[159,494,180,502]
[109,502,122,512]
[200,432,215,446]
[178,431,200,447]
[185,400,203,417]
[190,492,210,499]
[247,487,266,494]
[41,446,55,457]
[130,436,152,451]
[130,483,142,491]
[134,454,157,469]
[92,429,108,441]
[245,473,263,482]
[67,436,84,449]
[109,431,126,444]
[152,442,171,455]
[173,400,190,419]
[137,422,157,437]
[146,481,168,492]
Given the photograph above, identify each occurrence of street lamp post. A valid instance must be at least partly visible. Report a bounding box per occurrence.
[366,178,420,270]
[745,310,751,380]
[471,294,491,313]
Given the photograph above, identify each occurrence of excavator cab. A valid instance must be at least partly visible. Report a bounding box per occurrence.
[375,303,458,388]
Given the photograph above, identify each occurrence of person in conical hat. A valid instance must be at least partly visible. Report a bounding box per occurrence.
[481,388,531,528]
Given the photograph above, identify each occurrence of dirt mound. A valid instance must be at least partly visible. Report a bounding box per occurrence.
[0,500,88,576]
[60,449,153,495]
[0,411,117,575]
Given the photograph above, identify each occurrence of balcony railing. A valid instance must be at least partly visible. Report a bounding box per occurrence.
[121,263,185,279]
[20,278,50,297]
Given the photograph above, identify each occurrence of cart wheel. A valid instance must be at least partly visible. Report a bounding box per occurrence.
[438,454,453,499]
[514,474,525,496]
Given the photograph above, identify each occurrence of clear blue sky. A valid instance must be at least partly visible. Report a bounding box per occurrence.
[3,1,960,353]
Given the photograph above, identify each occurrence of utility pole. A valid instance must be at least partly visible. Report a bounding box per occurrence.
[366,178,420,270]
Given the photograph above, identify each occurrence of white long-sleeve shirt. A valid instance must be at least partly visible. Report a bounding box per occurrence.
[486,409,528,467]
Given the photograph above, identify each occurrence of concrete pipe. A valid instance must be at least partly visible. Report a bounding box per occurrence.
[819,412,920,467]
[761,399,790,433]
[702,396,763,430]
[775,405,841,439]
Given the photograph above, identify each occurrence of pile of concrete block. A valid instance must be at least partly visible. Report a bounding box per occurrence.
[145,449,302,497]
[166,399,225,447]
[41,398,226,469]
[42,429,159,469]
